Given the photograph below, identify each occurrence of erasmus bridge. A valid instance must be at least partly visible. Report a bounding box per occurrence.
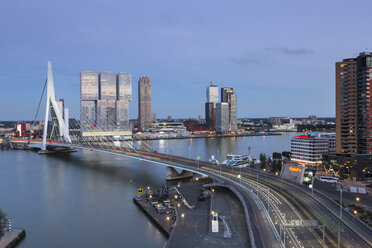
[14,62,372,248]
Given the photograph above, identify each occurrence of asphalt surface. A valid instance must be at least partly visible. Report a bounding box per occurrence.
[211,188,250,247]
[239,169,372,248]
[43,144,372,247]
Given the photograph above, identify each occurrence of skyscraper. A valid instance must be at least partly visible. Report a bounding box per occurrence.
[221,87,237,132]
[80,70,132,139]
[117,72,132,126]
[205,84,218,129]
[221,87,234,103]
[138,76,152,131]
[336,52,372,154]
[99,71,116,100]
[80,71,99,130]
[206,84,218,104]
[216,103,229,133]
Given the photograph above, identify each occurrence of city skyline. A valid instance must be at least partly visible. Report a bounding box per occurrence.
[1,0,372,120]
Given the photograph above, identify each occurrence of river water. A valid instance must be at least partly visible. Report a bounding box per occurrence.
[0,133,296,248]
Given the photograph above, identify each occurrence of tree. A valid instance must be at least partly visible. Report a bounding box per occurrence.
[259,153,267,169]
[268,157,273,171]
[272,152,282,159]
[282,151,292,158]
[272,159,283,173]
[0,209,6,238]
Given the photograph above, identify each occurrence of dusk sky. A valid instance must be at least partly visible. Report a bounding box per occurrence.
[1,0,371,120]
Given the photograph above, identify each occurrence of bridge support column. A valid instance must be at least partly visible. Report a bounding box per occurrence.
[42,61,71,150]
[166,167,194,181]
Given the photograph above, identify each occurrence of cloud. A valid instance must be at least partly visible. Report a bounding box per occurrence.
[231,46,314,66]
[231,53,265,65]
[265,46,314,55]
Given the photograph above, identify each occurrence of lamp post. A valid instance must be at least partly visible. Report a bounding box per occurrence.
[340,188,343,220]
[181,213,185,226]
[240,166,242,185]
[166,216,170,229]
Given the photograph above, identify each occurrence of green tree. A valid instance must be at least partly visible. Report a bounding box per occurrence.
[282,151,292,158]
[0,209,6,238]
[259,153,267,169]
[272,152,282,159]
[268,157,273,171]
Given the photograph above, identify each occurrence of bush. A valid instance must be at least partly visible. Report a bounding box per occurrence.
[0,209,6,238]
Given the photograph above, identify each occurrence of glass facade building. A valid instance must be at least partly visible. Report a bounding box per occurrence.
[117,72,132,101]
[216,103,229,133]
[99,72,117,100]
[221,87,237,132]
[80,70,132,138]
[230,94,237,132]
[81,71,99,100]
[336,52,372,154]
[206,84,218,105]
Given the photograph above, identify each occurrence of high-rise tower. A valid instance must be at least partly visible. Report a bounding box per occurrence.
[80,70,132,139]
[138,76,152,131]
[205,84,218,129]
[336,52,372,154]
[221,87,237,132]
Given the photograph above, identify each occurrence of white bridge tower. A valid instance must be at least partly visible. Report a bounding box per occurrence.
[42,61,71,150]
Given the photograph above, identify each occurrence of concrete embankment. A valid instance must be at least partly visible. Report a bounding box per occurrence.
[133,197,174,237]
[0,229,26,248]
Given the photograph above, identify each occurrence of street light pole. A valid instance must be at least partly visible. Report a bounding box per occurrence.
[311,176,314,196]
[340,188,343,220]
[267,187,270,213]
[240,166,242,185]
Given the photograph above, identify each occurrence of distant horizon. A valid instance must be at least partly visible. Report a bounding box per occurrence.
[0,116,336,122]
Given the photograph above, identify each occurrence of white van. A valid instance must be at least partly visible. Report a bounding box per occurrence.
[319,176,339,184]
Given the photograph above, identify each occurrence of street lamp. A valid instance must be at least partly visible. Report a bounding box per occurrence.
[174,195,178,200]
[166,216,170,229]
[177,203,181,208]
[211,210,215,216]
[177,183,180,188]
[353,210,358,215]
[356,197,360,202]
[181,213,185,226]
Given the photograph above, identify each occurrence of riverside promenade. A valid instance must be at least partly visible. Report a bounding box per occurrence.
[166,184,251,248]
[0,229,25,248]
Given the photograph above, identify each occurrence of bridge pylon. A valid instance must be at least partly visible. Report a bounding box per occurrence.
[42,61,71,150]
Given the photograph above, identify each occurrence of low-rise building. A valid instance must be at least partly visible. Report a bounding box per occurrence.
[291,133,335,165]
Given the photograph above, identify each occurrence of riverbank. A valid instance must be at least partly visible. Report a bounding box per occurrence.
[134,132,281,141]
[0,229,25,248]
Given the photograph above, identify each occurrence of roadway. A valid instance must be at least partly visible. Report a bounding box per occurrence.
[20,140,372,247]
[221,167,372,248]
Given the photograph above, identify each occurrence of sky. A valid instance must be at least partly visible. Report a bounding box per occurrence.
[0,0,371,120]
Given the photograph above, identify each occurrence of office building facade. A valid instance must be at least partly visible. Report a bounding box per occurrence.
[138,76,152,131]
[216,103,229,133]
[336,52,372,154]
[205,84,218,129]
[221,87,237,132]
[80,70,132,139]
[291,134,330,165]
[206,84,218,104]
